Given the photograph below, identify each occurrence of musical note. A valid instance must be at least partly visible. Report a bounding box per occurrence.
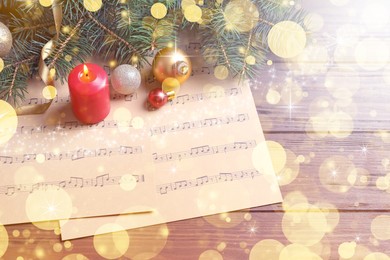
[0,145,142,165]
[111,93,137,102]
[0,156,13,164]
[16,119,136,136]
[150,114,249,136]
[156,169,261,195]
[0,173,146,196]
[152,140,256,163]
[170,87,242,106]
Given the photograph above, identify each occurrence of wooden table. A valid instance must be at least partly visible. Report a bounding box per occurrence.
[2,0,390,259]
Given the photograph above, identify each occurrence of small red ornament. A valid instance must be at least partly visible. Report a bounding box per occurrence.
[148,88,168,109]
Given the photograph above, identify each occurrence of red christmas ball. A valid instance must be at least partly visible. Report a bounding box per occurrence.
[148,88,168,109]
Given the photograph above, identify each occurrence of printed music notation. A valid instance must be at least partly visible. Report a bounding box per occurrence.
[150,113,250,136]
[156,169,261,195]
[0,145,142,164]
[171,87,242,106]
[144,64,215,85]
[16,119,132,135]
[152,140,256,163]
[0,173,145,196]
[21,93,137,106]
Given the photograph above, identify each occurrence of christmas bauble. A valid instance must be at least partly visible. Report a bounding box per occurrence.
[111,64,141,95]
[152,47,192,84]
[162,77,180,98]
[0,22,12,57]
[148,88,168,109]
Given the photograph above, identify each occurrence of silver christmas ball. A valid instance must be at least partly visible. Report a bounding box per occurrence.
[0,22,12,57]
[111,64,141,95]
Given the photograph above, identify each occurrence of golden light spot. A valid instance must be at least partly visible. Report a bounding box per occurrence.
[0,100,18,145]
[276,149,300,186]
[282,203,327,246]
[364,252,390,260]
[119,174,137,191]
[279,243,322,260]
[376,176,389,190]
[244,213,252,221]
[65,55,72,62]
[253,141,286,173]
[249,239,284,260]
[223,0,259,32]
[338,241,357,258]
[62,254,89,260]
[315,202,339,233]
[16,257,24,260]
[319,156,356,193]
[0,224,8,257]
[64,241,72,249]
[114,107,132,132]
[351,168,370,188]
[355,38,389,71]
[26,188,73,223]
[124,224,169,260]
[184,5,202,23]
[83,0,103,12]
[35,153,46,164]
[53,243,63,253]
[245,55,256,65]
[151,3,167,19]
[39,0,53,7]
[0,58,4,73]
[217,242,226,252]
[33,220,60,231]
[22,229,30,238]
[267,60,273,66]
[93,224,129,259]
[266,89,281,105]
[131,117,144,130]
[268,21,306,58]
[214,65,229,80]
[371,215,390,240]
[109,60,117,68]
[12,230,20,237]
[282,191,308,211]
[199,250,223,260]
[240,242,247,249]
[181,0,196,10]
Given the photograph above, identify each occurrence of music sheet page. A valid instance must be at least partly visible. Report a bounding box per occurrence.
[58,74,282,240]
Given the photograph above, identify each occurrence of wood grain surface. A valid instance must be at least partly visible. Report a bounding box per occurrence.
[2,0,390,259]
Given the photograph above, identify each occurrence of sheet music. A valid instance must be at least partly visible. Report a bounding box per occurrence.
[59,73,282,240]
[1,38,281,236]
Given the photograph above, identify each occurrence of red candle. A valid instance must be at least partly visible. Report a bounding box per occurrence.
[68,63,110,124]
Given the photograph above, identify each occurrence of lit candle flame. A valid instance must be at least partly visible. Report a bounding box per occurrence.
[83,64,89,78]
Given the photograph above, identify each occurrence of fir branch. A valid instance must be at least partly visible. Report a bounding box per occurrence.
[240,30,254,76]
[47,18,83,69]
[87,12,137,53]
[4,56,35,70]
[8,65,19,99]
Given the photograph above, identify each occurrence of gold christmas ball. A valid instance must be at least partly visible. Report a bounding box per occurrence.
[0,22,12,58]
[152,47,192,84]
